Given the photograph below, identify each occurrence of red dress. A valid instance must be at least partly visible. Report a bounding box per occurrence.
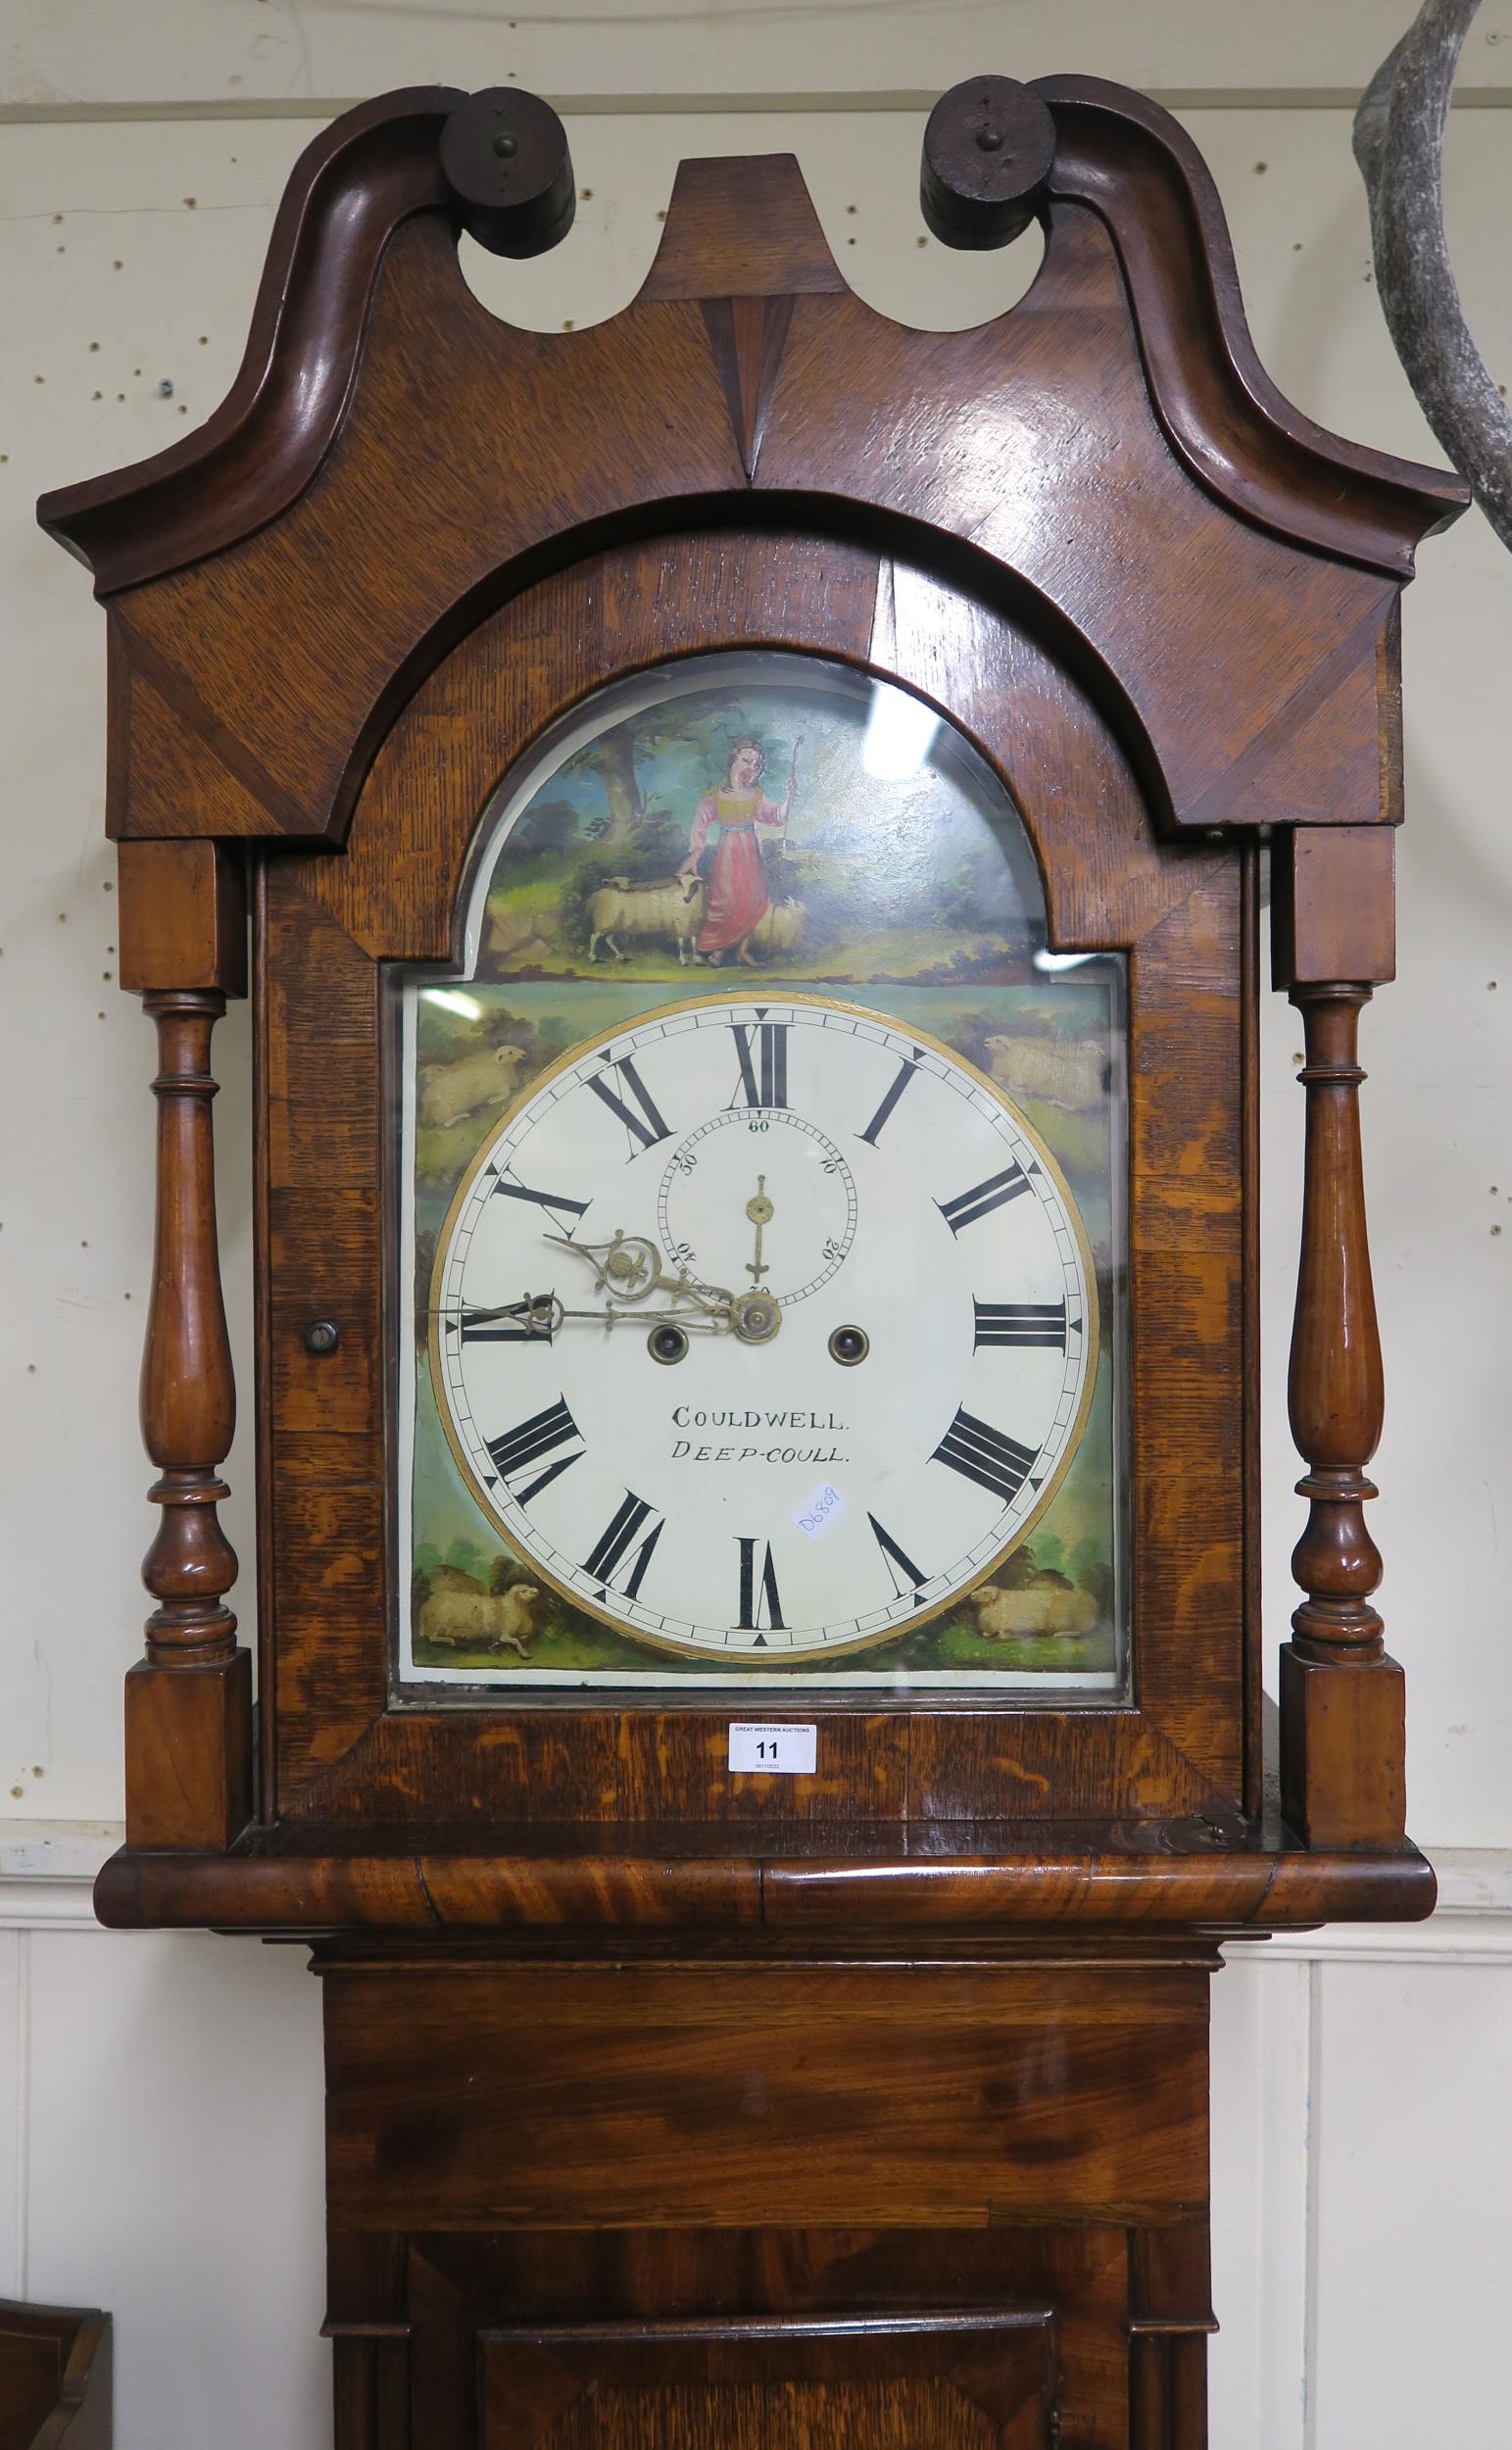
[687,787,784,955]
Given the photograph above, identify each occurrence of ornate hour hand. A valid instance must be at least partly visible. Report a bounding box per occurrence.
[549,1228,661,1301]
[544,1229,734,1323]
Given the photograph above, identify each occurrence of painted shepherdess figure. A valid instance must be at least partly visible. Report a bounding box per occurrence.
[677,735,800,967]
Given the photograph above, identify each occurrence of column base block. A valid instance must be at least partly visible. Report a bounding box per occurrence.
[1280,1643,1406,1849]
[124,1647,254,1850]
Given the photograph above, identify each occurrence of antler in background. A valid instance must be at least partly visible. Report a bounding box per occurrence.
[1354,0,1512,548]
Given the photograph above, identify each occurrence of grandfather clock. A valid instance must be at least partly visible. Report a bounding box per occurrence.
[39,74,1464,2449]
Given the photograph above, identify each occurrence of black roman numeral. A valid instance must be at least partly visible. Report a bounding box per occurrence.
[736,1537,785,1638]
[490,1169,590,1234]
[937,1161,1031,1236]
[729,1016,788,1109]
[451,1298,555,1345]
[868,1512,929,1605]
[931,1406,1039,1507]
[587,1053,673,1153]
[484,1397,583,1505]
[856,1052,922,1147]
[972,1298,1071,1351]
[583,1491,664,1602]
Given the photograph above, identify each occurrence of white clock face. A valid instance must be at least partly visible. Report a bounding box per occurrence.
[430,995,1097,1660]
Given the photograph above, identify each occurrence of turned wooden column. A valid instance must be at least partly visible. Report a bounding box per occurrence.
[1273,827,1406,1848]
[140,990,239,1663]
[119,840,252,1849]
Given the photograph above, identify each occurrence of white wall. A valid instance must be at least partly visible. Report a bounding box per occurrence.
[2,8,1510,2446]
[0,1840,327,2447]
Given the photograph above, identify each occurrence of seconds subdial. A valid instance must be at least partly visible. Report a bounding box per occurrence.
[657,1108,857,1306]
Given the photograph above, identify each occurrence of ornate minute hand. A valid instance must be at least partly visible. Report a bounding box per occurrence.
[442,1287,734,1339]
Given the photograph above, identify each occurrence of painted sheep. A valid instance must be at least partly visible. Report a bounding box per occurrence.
[588,874,706,964]
[967,1572,1098,1640]
[418,1041,528,1131]
[587,877,806,965]
[417,1581,544,1658]
[984,1033,1105,1114]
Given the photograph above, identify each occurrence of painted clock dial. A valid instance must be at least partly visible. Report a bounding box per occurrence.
[430,995,1097,1659]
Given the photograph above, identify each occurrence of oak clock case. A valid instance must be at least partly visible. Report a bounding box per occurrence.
[398,653,1126,1695]
[39,69,1464,2450]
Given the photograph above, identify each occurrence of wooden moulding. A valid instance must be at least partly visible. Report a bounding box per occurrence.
[122,838,254,1851]
[1272,826,1405,1851]
[472,2315,1057,2450]
[90,1834,1437,1936]
[1037,80,1467,573]
[35,87,463,597]
[35,82,1464,601]
[37,86,1467,873]
[1128,2228,1213,2450]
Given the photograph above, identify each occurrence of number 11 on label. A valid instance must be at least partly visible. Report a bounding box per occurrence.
[728,1722,818,1775]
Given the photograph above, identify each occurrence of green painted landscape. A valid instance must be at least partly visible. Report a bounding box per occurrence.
[465,666,1046,987]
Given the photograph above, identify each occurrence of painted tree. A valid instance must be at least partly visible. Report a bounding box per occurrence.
[1355,0,1512,547]
[566,692,780,846]
[569,721,644,845]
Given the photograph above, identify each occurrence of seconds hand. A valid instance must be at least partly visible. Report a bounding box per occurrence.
[746,1176,774,1283]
